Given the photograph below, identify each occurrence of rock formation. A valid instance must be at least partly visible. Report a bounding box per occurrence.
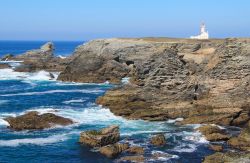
[150,134,167,146]
[5,111,73,130]
[0,42,70,72]
[197,125,231,141]
[79,125,120,147]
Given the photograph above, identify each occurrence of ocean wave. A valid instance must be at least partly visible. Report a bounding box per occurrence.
[0,69,58,81]
[0,100,9,105]
[62,99,86,104]
[1,89,104,97]
[0,134,68,147]
[171,143,197,153]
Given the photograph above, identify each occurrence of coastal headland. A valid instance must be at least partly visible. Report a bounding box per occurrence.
[1,37,250,162]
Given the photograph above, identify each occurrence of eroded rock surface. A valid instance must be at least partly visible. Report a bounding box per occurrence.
[197,125,231,141]
[1,42,70,72]
[79,125,120,147]
[5,111,73,130]
[203,152,250,163]
[228,121,250,151]
[150,134,167,146]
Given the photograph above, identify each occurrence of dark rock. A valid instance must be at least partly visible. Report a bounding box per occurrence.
[228,121,250,151]
[203,152,250,163]
[5,111,73,131]
[79,125,120,147]
[209,144,223,152]
[117,155,145,163]
[99,143,129,158]
[1,54,14,61]
[197,125,231,141]
[150,134,166,146]
[126,146,145,155]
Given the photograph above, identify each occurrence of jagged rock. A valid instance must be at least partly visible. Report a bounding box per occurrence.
[150,134,166,146]
[228,121,250,151]
[79,125,120,147]
[203,152,250,163]
[197,125,230,141]
[10,42,69,72]
[117,155,145,163]
[57,38,250,127]
[5,111,73,131]
[99,143,129,158]
[126,146,145,155]
[1,54,14,61]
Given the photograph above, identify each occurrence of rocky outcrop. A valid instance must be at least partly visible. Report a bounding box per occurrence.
[197,125,231,141]
[5,111,73,130]
[93,38,250,126]
[150,134,166,146]
[203,152,250,163]
[117,155,145,163]
[99,143,129,158]
[228,121,250,151]
[79,125,120,147]
[126,146,144,155]
[1,42,70,72]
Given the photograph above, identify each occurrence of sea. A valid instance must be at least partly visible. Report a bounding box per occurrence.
[0,41,213,163]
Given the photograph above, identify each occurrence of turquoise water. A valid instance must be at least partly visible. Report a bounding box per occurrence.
[0,69,213,163]
[0,41,83,57]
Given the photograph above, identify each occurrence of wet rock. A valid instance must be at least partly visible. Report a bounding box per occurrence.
[203,152,250,163]
[209,144,223,152]
[1,54,14,61]
[117,155,145,163]
[228,121,250,151]
[150,134,166,146]
[126,146,145,155]
[99,143,129,158]
[197,125,231,141]
[5,111,73,131]
[0,63,11,69]
[79,125,120,147]
[11,42,69,72]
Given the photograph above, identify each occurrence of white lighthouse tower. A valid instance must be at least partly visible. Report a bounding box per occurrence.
[190,23,209,39]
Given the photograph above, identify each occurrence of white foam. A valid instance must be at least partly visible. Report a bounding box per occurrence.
[121,77,130,84]
[62,99,86,104]
[1,89,104,97]
[0,69,58,81]
[58,55,67,59]
[167,118,184,123]
[172,143,197,153]
[150,151,179,161]
[182,131,209,144]
[0,134,68,147]
[0,119,9,126]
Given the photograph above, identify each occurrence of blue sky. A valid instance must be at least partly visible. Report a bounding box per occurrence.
[0,0,249,40]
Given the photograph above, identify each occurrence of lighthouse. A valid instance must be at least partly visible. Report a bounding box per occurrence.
[190,23,209,39]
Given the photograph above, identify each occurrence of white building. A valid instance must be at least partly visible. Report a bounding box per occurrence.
[190,23,209,39]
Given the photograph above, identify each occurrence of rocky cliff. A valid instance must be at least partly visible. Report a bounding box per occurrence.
[58,38,250,126]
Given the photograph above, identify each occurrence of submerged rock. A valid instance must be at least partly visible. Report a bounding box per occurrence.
[197,125,231,141]
[126,146,145,155]
[5,111,73,131]
[117,155,145,163]
[150,134,166,146]
[79,125,120,147]
[99,143,129,158]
